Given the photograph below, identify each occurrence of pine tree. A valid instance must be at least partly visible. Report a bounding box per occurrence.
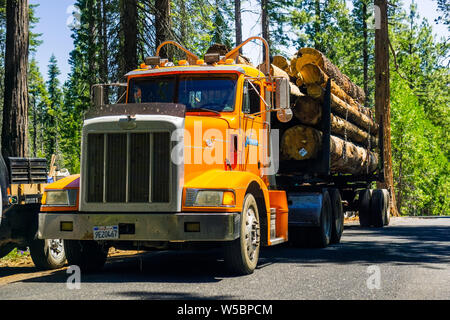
[44,54,62,163]
[28,58,49,157]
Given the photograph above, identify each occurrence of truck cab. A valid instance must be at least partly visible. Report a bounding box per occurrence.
[38,37,292,274]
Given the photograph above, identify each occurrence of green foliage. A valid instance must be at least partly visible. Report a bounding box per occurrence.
[21,0,448,215]
[28,58,50,158]
[391,73,449,215]
[388,1,449,215]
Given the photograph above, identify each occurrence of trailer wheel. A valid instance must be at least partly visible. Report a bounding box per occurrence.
[30,239,66,270]
[370,189,387,228]
[64,240,108,273]
[224,193,260,275]
[330,189,344,244]
[382,189,391,226]
[358,189,372,227]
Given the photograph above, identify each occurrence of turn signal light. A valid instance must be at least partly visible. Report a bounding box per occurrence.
[222,191,236,206]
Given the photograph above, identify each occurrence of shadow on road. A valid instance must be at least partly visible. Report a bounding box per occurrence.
[6,221,450,293]
[260,224,450,269]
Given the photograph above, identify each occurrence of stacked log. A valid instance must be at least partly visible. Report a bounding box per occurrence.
[272,49,380,176]
[280,125,379,175]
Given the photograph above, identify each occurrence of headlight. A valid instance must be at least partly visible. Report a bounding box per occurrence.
[43,190,77,206]
[185,189,235,207]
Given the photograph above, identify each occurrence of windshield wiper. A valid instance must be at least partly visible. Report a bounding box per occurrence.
[188,107,221,115]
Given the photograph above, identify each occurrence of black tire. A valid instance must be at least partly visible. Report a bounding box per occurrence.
[371,189,386,228]
[64,240,108,273]
[330,189,344,244]
[29,239,66,270]
[382,189,391,226]
[358,189,372,227]
[309,190,332,248]
[224,193,260,275]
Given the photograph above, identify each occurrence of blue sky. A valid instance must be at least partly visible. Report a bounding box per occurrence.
[30,0,448,83]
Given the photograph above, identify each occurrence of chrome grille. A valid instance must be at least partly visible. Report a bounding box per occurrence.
[86,132,170,204]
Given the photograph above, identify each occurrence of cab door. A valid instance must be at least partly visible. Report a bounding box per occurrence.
[241,80,266,177]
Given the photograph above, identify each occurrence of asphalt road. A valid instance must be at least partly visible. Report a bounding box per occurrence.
[0,217,449,300]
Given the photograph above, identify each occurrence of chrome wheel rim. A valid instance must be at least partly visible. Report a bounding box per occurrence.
[48,239,64,260]
[244,206,260,261]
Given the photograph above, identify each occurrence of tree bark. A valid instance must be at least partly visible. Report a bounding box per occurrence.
[292,96,378,148]
[305,84,378,134]
[375,0,398,216]
[235,0,242,52]
[261,0,269,59]
[299,62,368,113]
[281,125,379,175]
[295,48,366,105]
[119,0,138,75]
[362,1,369,107]
[258,63,303,98]
[98,0,109,103]
[155,0,170,58]
[2,0,29,159]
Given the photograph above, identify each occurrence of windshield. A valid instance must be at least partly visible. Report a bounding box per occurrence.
[128,74,238,112]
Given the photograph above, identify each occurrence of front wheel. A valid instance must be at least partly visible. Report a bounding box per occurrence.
[30,239,66,270]
[224,193,260,275]
[64,240,108,272]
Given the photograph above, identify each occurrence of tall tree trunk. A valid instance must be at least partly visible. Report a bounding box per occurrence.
[261,0,269,59]
[155,0,170,58]
[87,0,96,89]
[98,0,109,103]
[362,1,369,107]
[119,0,138,76]
[235,0,242,52]
[32,96,36,157]
[374,0,398,216]
[2,0,29,159]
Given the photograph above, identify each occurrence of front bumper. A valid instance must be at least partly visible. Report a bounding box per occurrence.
[38,212,240,242]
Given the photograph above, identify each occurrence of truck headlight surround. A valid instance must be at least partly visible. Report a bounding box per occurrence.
[185,189,235,207]
[43,190,77,206]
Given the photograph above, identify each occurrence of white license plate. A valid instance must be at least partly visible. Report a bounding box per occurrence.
[93,225,119,240]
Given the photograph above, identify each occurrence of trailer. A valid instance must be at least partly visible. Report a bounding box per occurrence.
[37,37,390,275]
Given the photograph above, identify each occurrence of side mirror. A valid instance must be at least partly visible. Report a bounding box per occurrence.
[92,85,104,107]
[275,78,292,123]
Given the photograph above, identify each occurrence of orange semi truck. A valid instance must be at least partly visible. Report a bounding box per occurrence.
[38,37,390,275]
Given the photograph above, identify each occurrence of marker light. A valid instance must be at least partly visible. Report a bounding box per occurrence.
[204,53,220,64]
[145,56,161,66]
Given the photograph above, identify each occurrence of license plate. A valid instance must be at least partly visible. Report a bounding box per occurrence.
[93,225,119,240]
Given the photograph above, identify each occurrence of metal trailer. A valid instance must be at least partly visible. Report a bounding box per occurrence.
[270,80,390,244]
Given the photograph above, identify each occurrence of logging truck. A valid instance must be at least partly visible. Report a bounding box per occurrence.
[38,37,390,275]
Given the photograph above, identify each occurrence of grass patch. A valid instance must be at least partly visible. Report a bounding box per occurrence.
[1,248,30,261]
